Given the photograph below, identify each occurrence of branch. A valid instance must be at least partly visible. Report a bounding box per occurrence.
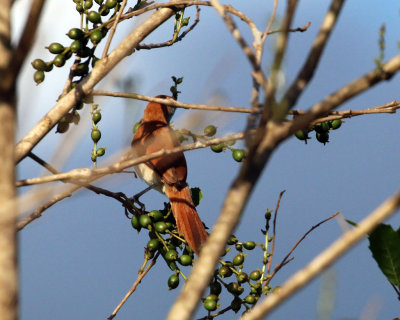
[16,133,245,187]
[15,4,177,164]
[137,6,201,50]
[107,252,160,320]
[241,190,400,320]
[282,0,346,109]
[92,90,252,113]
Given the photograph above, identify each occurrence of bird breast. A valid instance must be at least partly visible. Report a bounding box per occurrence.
[134,162,166,194]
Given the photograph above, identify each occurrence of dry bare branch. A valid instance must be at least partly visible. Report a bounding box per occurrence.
[242,190,400,320]
[282,0,346,109]
[92,90,252,113]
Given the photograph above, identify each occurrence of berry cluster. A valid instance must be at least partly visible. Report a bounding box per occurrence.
[294,119,343,145]
[90,105,106,166]
[204,125,246,162]
[31,0,126,84]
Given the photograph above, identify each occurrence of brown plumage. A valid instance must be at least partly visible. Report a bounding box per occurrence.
[131,95,207,254]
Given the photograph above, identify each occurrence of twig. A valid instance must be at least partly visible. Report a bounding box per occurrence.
[102,0,128,59]
[282,0,346,110]
[265,212,340,286]
[107,252,160,319]
[92,90,252,113]
[266,191,286,276]
[137,6,201,49]
[17,152,138,231]
[241,190,400,320]
[16,132,245,187]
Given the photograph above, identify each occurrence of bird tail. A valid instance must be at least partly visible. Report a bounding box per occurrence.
[165,185,208,254]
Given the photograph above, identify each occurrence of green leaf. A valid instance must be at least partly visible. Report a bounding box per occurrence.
[190,187,203,207]
[345,219,358,227]
[368,223,400,286]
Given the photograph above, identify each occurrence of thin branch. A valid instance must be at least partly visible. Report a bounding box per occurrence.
[265,212,340,286]
[282,0,346,109]
[137,6,201,50]
[15,6,177,164]
[107,252,160,320]
[208,0,266,90]
[16,132,245,187]
[266,191,286,277]
[92,90,252,113]
[102,0,128,59]
[241,190,400,320]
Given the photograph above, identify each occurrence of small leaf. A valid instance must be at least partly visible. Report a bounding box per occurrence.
[345,219,358,227]
[368,223,400,286]
[191,187,203,207]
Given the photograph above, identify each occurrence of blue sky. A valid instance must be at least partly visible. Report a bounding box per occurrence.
[15,0,400,319]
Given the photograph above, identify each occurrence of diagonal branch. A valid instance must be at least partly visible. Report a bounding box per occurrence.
[282,0,346,109]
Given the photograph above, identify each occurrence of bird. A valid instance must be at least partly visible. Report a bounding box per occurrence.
[131,95,208,254]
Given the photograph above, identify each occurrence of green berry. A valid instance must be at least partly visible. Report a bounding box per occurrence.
[227,235,238,245]
[168,274,179,289]
[130,215,140,231]
[237,272,248,284]
[74,63,89,76]
[249,270,262,281]
[203,125,217,137]
[33,71,45,84]
[148,210,163,222]
[67,28,84,40]
[210,281,222,295]
[316,131,329,144]
[31,59,47,71]
[70,40,82,53]
[330,119,342,130]
[154,221,168,234]
[100,7,110,15]
[232,253,244,266]
[205,294,218,301]
[56,121,69,134]
[203,299,217,311]
[92,112,101,124]
[232,149,245,162]
[78,46,91,58]
[91,129,101,142]
[164,250,178,262]
[44,62,53,72]
[48,43,65,54]
[53,54,66,67]
[178,254,192,266]
[96,148,105,156]
[84,0,93,9]
[105,0,117,8]
[76,4,84,12]
[315,121,330,133]
[210,143,224,153]
[295,129,309,141]
[147,239,160,252]
[90,29,103,44]
[244,295,256,305]
[227,282,243,295]
[218,266,232,278]
[139,214,151,229]
[87,11,101,24]
[243,241,256,250]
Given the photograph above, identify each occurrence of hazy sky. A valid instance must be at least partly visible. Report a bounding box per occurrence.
[16,1,400,319]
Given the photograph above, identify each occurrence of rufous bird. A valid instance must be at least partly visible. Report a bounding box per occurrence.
[131,95,208,254]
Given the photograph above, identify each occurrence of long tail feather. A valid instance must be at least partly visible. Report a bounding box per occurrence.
[166,185,207,254]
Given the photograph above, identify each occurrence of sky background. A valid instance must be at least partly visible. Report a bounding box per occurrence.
[13,0,400,319]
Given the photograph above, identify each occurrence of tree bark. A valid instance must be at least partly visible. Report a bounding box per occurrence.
[0,0,19,319]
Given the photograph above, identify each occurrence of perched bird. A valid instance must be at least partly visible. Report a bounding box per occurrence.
[131,95,207,254]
